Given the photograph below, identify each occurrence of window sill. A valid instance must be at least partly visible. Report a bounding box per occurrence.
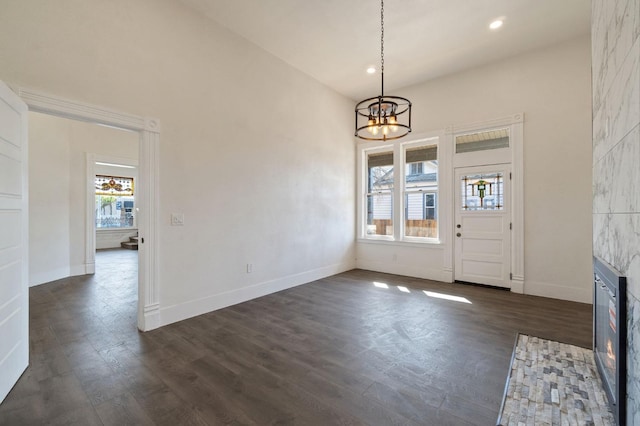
[356,238,443,248]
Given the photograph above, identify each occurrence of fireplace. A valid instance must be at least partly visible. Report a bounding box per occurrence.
[593,256,627,426]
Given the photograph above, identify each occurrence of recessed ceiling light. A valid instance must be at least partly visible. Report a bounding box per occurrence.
[366,66,376,74]
[489,19,503,30]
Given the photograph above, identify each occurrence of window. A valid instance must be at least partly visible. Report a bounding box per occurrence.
[366,151,394,236]
[361,139,439,242]
[95,175,136,229]
[409,162,423,175]
[404,145,438,239]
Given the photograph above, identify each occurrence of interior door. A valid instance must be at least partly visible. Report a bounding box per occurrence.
[0,80,29,404]
[454,165,510,288]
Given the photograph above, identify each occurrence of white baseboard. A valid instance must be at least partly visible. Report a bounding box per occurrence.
[524,280,592,304]
[159,261,356,327]
[356,260,452,282]
[70,263,92,277]
[511,275,524,294]
[141,303,161,331]
[30,263,95,287]
[29,267,70,287]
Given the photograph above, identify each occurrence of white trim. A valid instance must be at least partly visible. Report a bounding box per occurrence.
[70,263,92,277]
[445,113,524,135]
[356,260,452,282]
[159,261,355,327]
[16,86,161,331]
[29,263,93,287]
[137,128,160,331]
[29,267,70,287]
[357,130,445,243]
[94,154,138,168]
[524,280,591,304]
[96,228,139,233]
[86,153,96,278]
[356,238,444,249]
[511,274,524,294]
[510,119,525,293]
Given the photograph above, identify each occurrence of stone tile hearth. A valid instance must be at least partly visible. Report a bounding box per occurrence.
[498,335,614,426]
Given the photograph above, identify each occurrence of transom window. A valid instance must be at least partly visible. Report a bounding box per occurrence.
[455,128,509,153]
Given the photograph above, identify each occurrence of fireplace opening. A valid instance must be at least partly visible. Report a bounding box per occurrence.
[593,256,627,426]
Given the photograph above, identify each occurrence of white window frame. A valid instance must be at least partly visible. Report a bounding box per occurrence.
[362,145,395,241]
[357,134,442,245]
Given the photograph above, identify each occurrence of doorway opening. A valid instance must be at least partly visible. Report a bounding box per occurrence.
[28,111,141,331]
[448,113,524,293]
[19,86,161,331]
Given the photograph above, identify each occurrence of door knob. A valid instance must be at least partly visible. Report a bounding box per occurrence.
[456,224,461,228]
[456,233,461,237]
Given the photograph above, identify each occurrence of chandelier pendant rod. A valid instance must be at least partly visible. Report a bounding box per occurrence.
[354,0,411,141]
[380,0,385,97]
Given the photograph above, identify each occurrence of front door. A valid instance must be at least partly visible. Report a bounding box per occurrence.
[0,80,29,404]
[454,165,510,288]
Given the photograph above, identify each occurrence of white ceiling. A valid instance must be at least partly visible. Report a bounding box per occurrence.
[177,0,591,101]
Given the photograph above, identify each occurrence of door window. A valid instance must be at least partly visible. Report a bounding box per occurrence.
[460,172,503,211]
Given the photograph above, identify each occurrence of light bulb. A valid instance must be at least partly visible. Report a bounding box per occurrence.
[382,125,389,136]
[389,115,398,132]
[367,117,377,135]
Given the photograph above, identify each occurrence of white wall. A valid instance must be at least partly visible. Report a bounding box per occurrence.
[357,36,593,303]
[28,113,71,285]
[0,0,356,323]
[28,112,138,285]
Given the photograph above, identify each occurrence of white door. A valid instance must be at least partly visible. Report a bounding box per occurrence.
[454,165,510,288]
[0,80,29,404]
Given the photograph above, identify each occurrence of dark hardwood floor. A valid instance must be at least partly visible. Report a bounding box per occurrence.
[0,250,592,425]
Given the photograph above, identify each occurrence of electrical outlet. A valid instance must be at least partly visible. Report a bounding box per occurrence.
[171,213,184,226]
[246,263,253,273]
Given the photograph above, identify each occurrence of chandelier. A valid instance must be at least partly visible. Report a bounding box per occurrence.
[355,0,412,141]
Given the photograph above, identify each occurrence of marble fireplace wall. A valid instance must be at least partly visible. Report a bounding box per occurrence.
[592,0,640,423]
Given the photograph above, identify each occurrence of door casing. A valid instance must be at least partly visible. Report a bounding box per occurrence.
[16,86,162,331]
[446,114,524,293]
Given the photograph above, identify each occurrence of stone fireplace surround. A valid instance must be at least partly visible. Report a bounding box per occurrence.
[591,1,640,423]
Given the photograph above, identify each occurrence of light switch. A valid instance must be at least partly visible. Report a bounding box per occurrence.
[171,213,184,226]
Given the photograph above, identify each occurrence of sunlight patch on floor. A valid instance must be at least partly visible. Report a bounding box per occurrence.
[423,290,472,304]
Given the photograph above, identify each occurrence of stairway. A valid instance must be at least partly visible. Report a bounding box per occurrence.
[121,235,139,250]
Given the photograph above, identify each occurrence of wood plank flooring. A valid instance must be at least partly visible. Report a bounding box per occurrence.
[0,249,592,425]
